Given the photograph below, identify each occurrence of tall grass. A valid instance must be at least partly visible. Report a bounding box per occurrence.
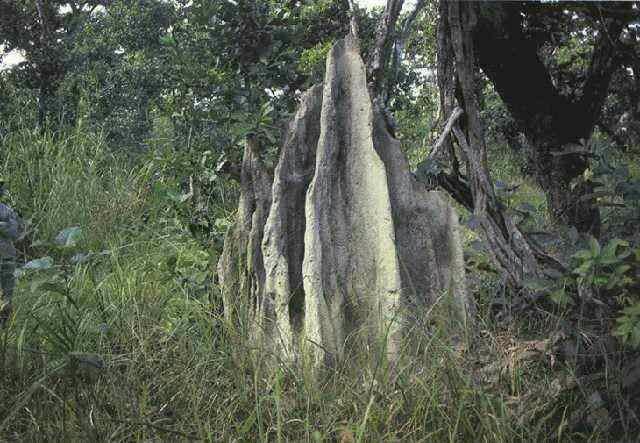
[0,126,598,441]
[2,126,151,247]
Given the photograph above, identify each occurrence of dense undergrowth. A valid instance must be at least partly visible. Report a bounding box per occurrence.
[0,126,638,441]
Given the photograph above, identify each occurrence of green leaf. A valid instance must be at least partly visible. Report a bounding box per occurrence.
[574,260,593,277]
[71,253,90,264]
[614,320,632,338]
[159,34,176,46]
[624,303,640,317]
[522,277,552,291]
[55,226,82,248]
[593,276,609,287]
[36,281,68,295]
[614,264,631,276]
[615,302,640,349]
[617,250,632,261]
[588,236,601,257]
[23,257,54,270]
[238,410,257,436]
[572,249,592,260]
[599,257,622,266]
[516,202,537,213]
[549,288,573,307]
[601,238,628,262]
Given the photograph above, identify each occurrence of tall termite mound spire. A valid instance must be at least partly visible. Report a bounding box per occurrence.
[218,35,470,367]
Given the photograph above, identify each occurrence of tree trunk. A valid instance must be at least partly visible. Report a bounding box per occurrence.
[218,35,470,368]
[535,151,601,236]
[472,1,630,235]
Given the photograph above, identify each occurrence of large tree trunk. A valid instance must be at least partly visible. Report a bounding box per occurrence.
[536,155,601,236]
[471,1,631,235]
[218,35,470,368]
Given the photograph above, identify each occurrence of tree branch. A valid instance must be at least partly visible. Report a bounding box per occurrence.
[579,3,631,132]
[344,0,360,38]
[430,106,463,160]
[368,0,405,99]
[384,0,428,104]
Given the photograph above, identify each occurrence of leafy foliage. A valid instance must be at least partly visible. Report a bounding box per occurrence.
[572,238,630,286]
[535,235,640,349]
